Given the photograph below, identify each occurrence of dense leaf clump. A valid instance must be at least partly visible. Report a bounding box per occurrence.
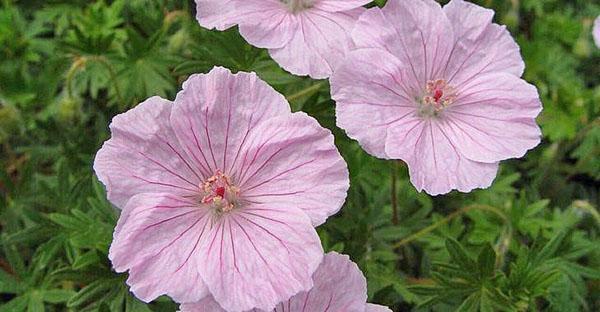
[0,0,598,311]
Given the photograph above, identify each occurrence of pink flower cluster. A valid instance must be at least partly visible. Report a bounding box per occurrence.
[196,0,543,196]
[94,0,544,311]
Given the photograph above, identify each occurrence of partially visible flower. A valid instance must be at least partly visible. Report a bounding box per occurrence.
[94,67,349,312]
[180,252,392,312]
[594,16,600,48]
[331,0,542,195]
[195,0,370,79]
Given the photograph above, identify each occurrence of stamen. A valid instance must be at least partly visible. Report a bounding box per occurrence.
[200,170,240,213]
[419,79,457,117]
[279,0,315,13]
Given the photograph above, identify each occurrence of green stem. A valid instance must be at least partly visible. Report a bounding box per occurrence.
[393,204,506,249]
[286,82,324,102]
[391,162,398,225]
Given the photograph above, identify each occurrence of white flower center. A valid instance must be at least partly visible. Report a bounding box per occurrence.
[419,79,457,117]
[200,170,240,214]
[280,0,315,13]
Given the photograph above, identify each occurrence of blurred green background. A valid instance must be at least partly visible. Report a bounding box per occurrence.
[0,0,598,311]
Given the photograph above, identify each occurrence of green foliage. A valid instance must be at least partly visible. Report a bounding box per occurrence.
[0,0,598,311]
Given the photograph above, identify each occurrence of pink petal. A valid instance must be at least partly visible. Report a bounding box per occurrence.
[170,67,290,178]
[365,304,393,312]
[443,0,524,83]
[351,0,455,88]
[198,204,323,312]
[443,73,542,163]
[235,112,349,227]
[179,297,225,312]
[109,193,210,303]
[237,1,298,49]
[314,0,371,12]
[385,120,499,195]
[283,252,367,312]
[180,252,372,312]
[331,48,417,158]
[93,96,201,209]
[268,8,364,79]
[195,0,238,31]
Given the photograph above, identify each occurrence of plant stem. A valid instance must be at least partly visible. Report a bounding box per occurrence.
[286,82,324,102]
[393,204,506,248]
[391,161,399,225]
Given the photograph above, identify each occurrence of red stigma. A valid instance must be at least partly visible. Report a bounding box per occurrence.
[215,186,225,198]
[433,89,443,102]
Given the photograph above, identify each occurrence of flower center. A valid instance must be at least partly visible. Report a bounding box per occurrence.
[200,170,240,213]
[279,0,315,13]
[419,79,457,117]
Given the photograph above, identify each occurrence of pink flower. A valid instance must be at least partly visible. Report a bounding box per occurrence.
[195,0,371,79]
[94,67,349,311]
[331,0,542,195]
[594,16,600,48]
[179,252,392,312]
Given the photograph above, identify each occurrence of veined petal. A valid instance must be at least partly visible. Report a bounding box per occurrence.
[269,7,363,79]
[443,0,524,83]
[443,72,542,163]
[236,112,349,227]
[181,252,376,312]
[93,97,201,209]
[197,204,323,312]
[352,0,455,87]
[195,0,238,31]
[386,120,499,195]
[331,48,417,158]
[109,193,209,303]
[237,2,299,49]
[170,67,290,178]
[314,0,371,12]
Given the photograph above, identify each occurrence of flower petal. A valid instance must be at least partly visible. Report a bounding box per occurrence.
[443,73,542,163]
[281,252,367,312]
[386,120,499,195]
[237,2,299,49]
[198,205,323,312]
[180,252,370,312]
[331,48,417,158]
[443,0,524,84]
[269,8,363,79]
[236,112,349,227]
[109,193,210,303]
[314,0,371,12]
[94,96,202,209]
[170,67,290,178]
[352,0,455,88]
[179,297,225,312]
[195,0,238,31]
[365,304,393,312]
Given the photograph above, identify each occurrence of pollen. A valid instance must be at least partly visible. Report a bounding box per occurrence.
[200,170,240,213]
[419,79,457,117]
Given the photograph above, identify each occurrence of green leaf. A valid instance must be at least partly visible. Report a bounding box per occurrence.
[67,279,116,308]
[477,244,496,279]
[41,289,76,304]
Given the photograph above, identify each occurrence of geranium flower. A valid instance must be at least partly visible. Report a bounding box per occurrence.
[179,252,392,312]
[331,0,542,195]
[594,16,600,48]
[94,67,349,312]
[195,0,371,79]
